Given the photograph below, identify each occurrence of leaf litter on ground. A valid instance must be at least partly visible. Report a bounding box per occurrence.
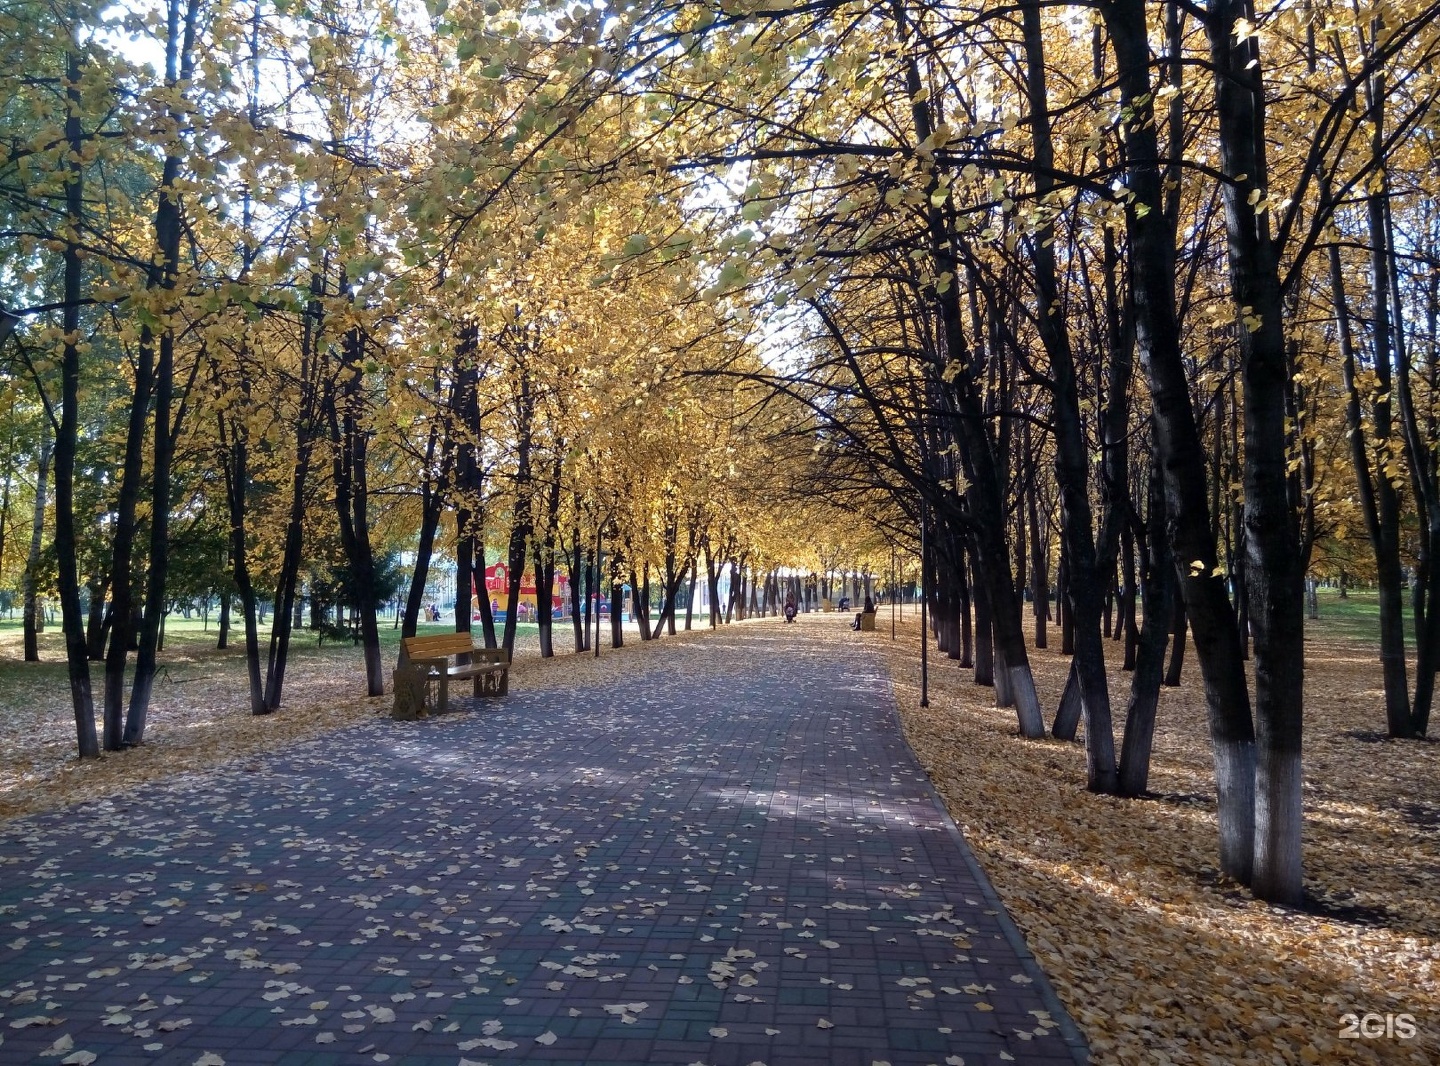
[0,625,649,821]
[870,617,1439,1065]
[1,614,1435,1063]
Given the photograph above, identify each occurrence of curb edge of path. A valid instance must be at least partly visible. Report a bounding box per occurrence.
[880,675,1092,1066]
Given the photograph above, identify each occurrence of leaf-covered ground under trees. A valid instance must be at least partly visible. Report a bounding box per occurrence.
[1,614,1436,1063]
[873,613,1439,1065]
[0,625,628,822]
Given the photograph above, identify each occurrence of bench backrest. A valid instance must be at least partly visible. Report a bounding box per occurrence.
[401,633,477,661]
[399,633,511,667]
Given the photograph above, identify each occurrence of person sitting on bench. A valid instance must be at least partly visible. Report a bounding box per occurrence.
[851,596,875,630]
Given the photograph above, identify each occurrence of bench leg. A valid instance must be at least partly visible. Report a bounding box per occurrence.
[475,670,508,698]
[391,667,429,721]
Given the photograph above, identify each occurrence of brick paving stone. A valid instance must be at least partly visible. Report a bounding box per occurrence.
[0,621,1087,1065]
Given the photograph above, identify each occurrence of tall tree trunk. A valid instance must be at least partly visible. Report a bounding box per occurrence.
[570,520,587,652]
[117,0,201,747]
[1028,478,1048,650]
[588,529,600,653]
[402,418,450,638]
[327,324,383,697]
[262,270,324,712]
[501,369,535,658]
[502,519,527,656]
[1020,0,1117,787]
[22,430,51,663]
[684,560,697,631]
[101,328,155,744]
[53,8,97,755]
[535,541,556,658]
[888,6,1043,736]
[475,536,498,648]
[1328,189,1408,735]
[122,333,176,746]
[1387,190,1440,738]
[972,556,994,688]
[1207,0,1305,902]
[957,545,973,668]
[218,401,263,714]
[1120,522,1139,671]
[1118,461,1176,796]
[85,575,108,661]
[216,589,230,648]
[609,549,625,648]
[456,525,474,635]
[534,455,563,659]
[705,541,720,628]
[1104,0,1257,886]
[1164,598,1187,687]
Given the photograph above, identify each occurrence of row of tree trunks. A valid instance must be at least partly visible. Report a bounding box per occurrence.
[55,27,98,755]
[328,314,384,698]
[262,271,327,714]
[831,46,1045,742]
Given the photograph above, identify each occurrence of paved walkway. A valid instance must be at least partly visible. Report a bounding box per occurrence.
[0,621,1087,1065]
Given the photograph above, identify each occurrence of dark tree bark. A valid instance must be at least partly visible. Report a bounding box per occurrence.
[1016,0,1116,785]
[402,410,452,638]
[216,589,230,648]
[1118,461,1176,796]
[22,429,50,663]
[456,527,474,635]
[476,538,498,647]
[533,452,563,659]
[1164,598,1187,687]
[217,394,263,715]
[1120,522,1139,671]
[1329,188,1409,736]
[327,321,384,698]
[1058,550,1074,654]
[887,0,1044,737]
[956,544,973,668]
[971,551,994,688]
[1028,473,1048,650]
[101,324,156,742]
[85,575,108,661]
[101,0,201,748]
[632,563,651,640]
[1102,0,1257,886]
[1207,0,1306,903]
[726,554,743,623]
[588,530,600,652]
[705,540,721,628]
[570,517,587,652]
[501,366,535,658]
[262,270,326,713]
[610,548,625,648]
[52,16,97,755]
[684,559,698,631]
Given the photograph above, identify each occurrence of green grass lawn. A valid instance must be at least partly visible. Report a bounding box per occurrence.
[0,612,542,647]
[1306,587,1383,645]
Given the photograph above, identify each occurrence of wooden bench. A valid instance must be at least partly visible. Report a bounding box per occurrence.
[821,598,834,612]
[397,633,509,714]
[857,611,876,632]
